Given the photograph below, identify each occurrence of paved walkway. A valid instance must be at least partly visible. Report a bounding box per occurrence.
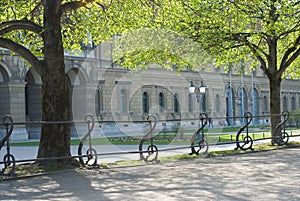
[5,136,300,164]
[1,147,300,201]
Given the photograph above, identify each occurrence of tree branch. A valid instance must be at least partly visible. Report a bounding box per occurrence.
[61,0,106,13]
[226,32,270,63]
[248,40,269,61]
[245,41,269,76]
[279,47,300,77]
[228,0,263,17]
[27,2,42,21]
[0,37,42,75]
[278,21,300,39]
[0,20,43,36]
[281,34,300,66]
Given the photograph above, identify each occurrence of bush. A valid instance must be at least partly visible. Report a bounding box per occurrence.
[288,109,300,127]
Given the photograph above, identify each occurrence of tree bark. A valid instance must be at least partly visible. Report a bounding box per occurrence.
[37,0,71,159]
[269,76,282,145]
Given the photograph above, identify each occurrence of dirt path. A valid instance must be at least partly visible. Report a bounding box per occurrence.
[1,148,300,201]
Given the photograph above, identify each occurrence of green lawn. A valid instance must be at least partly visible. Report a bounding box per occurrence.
[7,126,300,147]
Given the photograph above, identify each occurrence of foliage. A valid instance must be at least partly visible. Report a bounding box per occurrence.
[112,28,213,71]
[109,1,300,144]
[0,0,159,159]
[112,0,300,77]
[0,1,111,57]
[2,0,299,83]
[2,0,300,157]
[288,109,300,123]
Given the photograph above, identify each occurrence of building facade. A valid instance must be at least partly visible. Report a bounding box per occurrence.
[0,44,300,140]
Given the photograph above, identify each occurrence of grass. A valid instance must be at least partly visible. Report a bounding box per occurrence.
[208,141,300,157]
[0,159,81,179]
[105,141,300,167]
[9,138,115,146]
[10,141,40,146]
[217,132,272,142]
[103,153,200,167]
[6,129,294,147]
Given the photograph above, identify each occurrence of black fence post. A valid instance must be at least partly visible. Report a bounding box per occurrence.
[0,115,16,177]
[235,112,254,151]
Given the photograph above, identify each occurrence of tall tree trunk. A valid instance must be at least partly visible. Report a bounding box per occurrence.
[269,76,282,145]
[37,0,71,159]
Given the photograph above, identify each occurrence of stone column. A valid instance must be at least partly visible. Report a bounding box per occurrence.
[26,84,42,139]
[0,83,10,118]
[85,83,98,117]
[7,82,28,141]
[86,83,104,138]
[70,84,87,121]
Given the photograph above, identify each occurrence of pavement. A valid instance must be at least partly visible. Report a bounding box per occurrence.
[1,147,300,201]
[1,137,300,201]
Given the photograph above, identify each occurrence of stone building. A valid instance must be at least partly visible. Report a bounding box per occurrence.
[0,43,300,140]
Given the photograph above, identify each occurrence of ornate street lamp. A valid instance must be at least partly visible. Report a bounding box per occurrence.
[189,80,206,112]
[199,81,206,94]
[189,81,196,94]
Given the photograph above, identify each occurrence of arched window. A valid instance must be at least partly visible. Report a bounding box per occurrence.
[174,93,180,113]
[96,87,103,114]
[215,94,220,113]
[188,93,193,113]
[263,96,268,113]
[142,92,149,114]
[238,87,247,124]
[25,84,29,115]
[250,88,259,124]
[120,89,128,113]
[159,92,165,113]
[225,86,235,125]
[283,96,288,110]
[291,96,296,111]
[201,94,206,112]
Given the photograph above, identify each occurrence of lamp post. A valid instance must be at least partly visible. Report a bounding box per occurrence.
[189,80,207,141]
[189,80,206,112]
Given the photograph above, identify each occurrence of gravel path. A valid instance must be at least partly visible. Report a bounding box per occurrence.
[1,148,300,201]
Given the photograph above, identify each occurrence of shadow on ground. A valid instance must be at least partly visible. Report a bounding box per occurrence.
[0,148,300,201]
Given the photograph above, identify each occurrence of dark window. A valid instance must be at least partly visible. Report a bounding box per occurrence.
[174,93,180,113]
[120,89,127,113]
[159,92,165,113]
[142,92,149,113]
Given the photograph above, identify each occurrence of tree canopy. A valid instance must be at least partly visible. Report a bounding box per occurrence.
[166,0,300,144]
[114,1,300,76]
[0,0,164,159]
[112,0,300,144]
[1,0,299,158]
